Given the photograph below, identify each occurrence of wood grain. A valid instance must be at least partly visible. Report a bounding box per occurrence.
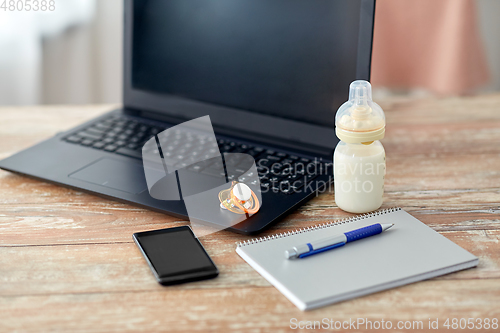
[1,95,500,332]
[1,280,499,333]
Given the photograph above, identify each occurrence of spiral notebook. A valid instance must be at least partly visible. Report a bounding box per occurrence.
[236,208,478,310]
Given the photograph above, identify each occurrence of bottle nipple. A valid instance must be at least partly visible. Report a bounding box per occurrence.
[351,86,371,120]
[335,80,385,143]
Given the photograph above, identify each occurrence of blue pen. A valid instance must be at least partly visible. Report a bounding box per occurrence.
[285,223,394,259]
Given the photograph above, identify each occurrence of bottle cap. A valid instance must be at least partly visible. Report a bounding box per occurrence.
[335,80,385,143]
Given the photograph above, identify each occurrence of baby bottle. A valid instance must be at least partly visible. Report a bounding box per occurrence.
[333,80,386,213]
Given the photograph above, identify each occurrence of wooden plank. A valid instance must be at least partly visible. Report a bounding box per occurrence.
[2,148,500,203]
[384,121,500,156]
[0,279,499,333]
[0,105,113,135]
[386,154,500,191]
[0,183,499,246]
[0,229,497,298]
[1,168,499,246]
[2,149,500,200]
[381,94,500,124]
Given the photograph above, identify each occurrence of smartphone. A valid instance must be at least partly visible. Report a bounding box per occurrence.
[133,226,219,285]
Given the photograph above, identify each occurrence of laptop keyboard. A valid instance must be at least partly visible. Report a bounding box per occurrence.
[62,115,327,195]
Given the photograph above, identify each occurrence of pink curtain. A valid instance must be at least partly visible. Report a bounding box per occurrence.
[371,0,489,95]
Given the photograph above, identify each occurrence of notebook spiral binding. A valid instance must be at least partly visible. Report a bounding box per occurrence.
[236,207,401,247]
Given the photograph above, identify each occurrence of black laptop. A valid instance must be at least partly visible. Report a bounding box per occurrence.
[0,0,375,234]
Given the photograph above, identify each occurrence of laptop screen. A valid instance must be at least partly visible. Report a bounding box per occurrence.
[132,0,362,129]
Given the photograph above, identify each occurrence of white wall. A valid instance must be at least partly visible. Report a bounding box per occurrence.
[476,0,500,92]
[41,0,122,104]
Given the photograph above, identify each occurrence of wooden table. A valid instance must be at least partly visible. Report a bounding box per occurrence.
[1,95,499,332]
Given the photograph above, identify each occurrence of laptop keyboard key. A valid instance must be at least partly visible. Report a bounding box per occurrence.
[305,174,318,182]
[276,152,287,158]
[129,136,142,143]
[265,155,281,161]
[246,149,263,158]
[269,176,280,183]
[257,166,269,176]
[92,142,106,149]
[230,147,245,153]
[86,128,106,136]
[126,143,139,150]
[287,174,300,182]
[65,136,81,143]
[81,139,94,146]
[220,145,233,152]
[149,127,161,135]
[95,123,112,131]
[187,164,204,173]
[114,140,126,147]
[201,167,225,178]
[114,147,142,158]
[104,145,118,152]
[78,132,102,141]
[260,182,270,190]
[240,144,251,151]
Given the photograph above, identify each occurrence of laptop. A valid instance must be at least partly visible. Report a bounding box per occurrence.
[0,0,375,235]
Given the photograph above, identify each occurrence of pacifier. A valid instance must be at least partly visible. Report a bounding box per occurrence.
[219,181,260,214]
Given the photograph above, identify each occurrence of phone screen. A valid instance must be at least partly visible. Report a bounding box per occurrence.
[133,226,218,285]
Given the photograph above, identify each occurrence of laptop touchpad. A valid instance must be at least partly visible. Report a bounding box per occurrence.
[69,158,147,194]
